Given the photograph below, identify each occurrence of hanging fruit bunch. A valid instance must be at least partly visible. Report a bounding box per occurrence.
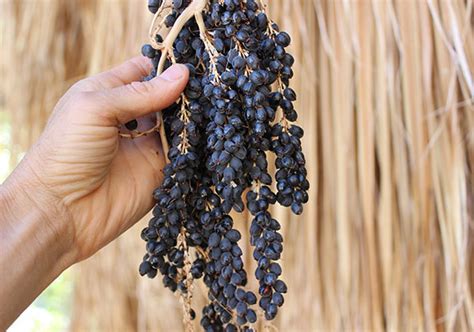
[129,0,309,330]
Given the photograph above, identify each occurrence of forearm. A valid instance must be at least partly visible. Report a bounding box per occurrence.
[0,166,75,329]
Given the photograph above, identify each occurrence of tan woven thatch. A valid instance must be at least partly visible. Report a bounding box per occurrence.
[2,0,474,331]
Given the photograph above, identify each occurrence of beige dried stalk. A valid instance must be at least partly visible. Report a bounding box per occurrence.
[177,231,194,332]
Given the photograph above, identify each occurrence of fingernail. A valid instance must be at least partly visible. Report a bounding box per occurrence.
[160,64,187,81]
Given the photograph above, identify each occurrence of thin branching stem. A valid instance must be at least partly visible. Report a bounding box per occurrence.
[151,0,210,162]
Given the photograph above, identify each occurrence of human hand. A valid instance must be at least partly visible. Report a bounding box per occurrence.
[4,57,189,263]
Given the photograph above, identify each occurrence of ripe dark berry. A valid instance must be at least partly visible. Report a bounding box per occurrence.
[208,232,221,247]
[272,292,284,306]
[220,238,232,251]
[236,301,247,316]
[141,44,156,58]
[245,291,257,305]
[232,55,246,69]
[225,324,237,332]
[291,202,303,215]
[246,309,257,323]
[231,272,243,285]
[275,32,291,47]
[284,87,297,101]
[125,119,138,131]
[265,303,278,320]
[274,280,288,293]
[148,0,162,13]
[139,261,152,276]
[226,229,241,242]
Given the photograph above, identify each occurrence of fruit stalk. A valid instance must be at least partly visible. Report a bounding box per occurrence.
[150,0,210,162]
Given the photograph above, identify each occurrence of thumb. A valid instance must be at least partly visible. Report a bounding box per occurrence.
[91,64,189,125]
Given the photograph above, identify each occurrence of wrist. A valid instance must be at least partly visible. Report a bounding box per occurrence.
[0,167,77,328]
[0,164,77,270]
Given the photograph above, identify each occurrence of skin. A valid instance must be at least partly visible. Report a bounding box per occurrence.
[0,57,189,329]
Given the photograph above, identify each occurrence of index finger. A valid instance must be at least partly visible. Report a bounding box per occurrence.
[81,56,154,91]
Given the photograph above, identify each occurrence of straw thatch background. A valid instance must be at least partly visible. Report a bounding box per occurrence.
[2,0,474,331]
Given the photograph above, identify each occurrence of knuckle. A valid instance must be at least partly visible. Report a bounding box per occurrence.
[70,78,95,92]
[131,56,152,74]
[127,81,154,96]
[70,80,87,92]
[69,91,89,107]
[67,91,100,114]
